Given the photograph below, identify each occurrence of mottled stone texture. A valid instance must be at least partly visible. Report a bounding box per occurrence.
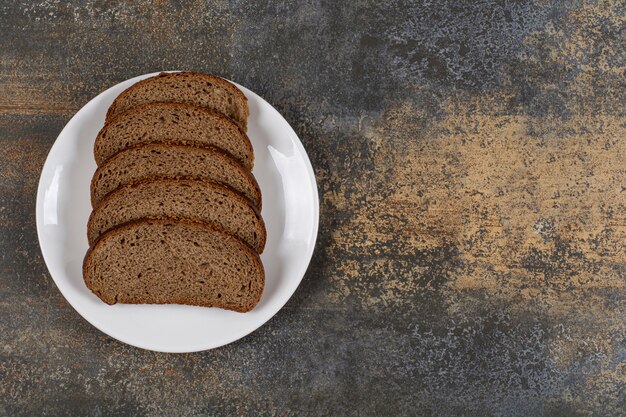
[0,1,624,416]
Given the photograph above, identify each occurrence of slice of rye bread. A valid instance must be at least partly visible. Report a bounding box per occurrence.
[106,72,249,131]
[94,102,253,169]
[83,218,264,311]
[87,178,266,253]
[91,143,262,209]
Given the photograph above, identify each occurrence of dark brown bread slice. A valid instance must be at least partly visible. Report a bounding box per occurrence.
[94,102,254,169]
[106,72,249,131]
[83,218,264,311]
[91,143,262,209]
[87,178,266,253]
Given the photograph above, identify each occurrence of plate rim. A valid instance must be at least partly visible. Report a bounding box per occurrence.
[35,71,320,352]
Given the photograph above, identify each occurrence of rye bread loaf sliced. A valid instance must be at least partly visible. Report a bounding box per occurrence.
[106,72,249,131]
[91,143,262,209]
[87,178,266,253]
[94,102,253,169]
[83,218,264,311]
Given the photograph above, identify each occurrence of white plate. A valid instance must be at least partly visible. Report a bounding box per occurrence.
[36,72,319,352]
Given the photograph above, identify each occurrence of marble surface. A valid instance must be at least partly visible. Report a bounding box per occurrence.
[0,1,624,416]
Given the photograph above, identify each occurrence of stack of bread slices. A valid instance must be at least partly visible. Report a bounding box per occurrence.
[83,72,265,313]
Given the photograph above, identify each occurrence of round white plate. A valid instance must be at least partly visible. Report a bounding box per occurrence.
[36,72,319,352]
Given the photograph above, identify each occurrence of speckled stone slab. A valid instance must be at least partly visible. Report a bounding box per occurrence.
[0,1,623,416]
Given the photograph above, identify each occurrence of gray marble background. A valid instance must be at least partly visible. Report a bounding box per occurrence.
[1,1,624,416]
